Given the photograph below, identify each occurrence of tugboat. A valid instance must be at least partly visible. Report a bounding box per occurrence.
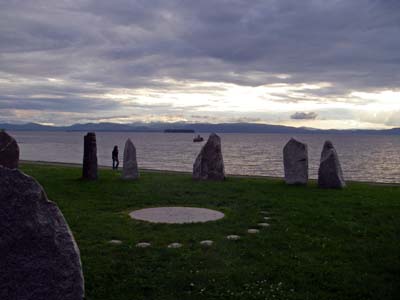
[193,134,204,142]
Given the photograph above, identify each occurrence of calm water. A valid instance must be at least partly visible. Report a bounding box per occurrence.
[10,131,400,183]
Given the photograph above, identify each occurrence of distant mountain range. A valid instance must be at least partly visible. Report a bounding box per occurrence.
[1,122,400,135]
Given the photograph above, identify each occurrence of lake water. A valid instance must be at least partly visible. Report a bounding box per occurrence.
[10,131,400,183]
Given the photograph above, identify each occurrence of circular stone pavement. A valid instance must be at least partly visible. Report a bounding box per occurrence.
[129,207,224,224]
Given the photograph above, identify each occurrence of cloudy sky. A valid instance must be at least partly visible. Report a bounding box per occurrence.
[0,0,399,129]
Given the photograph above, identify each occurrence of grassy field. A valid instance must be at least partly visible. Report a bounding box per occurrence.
[21,163,400,300]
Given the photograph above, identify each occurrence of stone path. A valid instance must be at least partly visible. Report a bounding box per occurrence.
[111,209,273,249]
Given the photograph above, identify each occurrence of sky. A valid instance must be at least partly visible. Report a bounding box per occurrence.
[0,0,399,129]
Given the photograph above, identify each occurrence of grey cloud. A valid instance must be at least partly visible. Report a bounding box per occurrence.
[1,0,399,88]
[291,112,318,120]
[0,95,120,112]
[0,0,399,125]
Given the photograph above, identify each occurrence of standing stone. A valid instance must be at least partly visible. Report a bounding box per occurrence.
[0,167,84,300]
[122,138,139,180]
[82,132,97,180]
[193,133,225,180]
[0,130,19,169]
[283,138,308,185]
[318,141,346,189]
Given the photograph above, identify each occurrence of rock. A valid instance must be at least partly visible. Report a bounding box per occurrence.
[0,130,19,169]
[0,167,84,300]
[318,141,346,189]
[200,240,214,246]
[263,216,271,220]
[226,235,240,240]
[283,138,308,185]
[168,242,183,248]
[122,138,139,180]
[108,240,122,245]
[258,223,270,227]
[136,242,151,248]
[247,229,260,234]
[193,133,225,180]
[82,132,98,180]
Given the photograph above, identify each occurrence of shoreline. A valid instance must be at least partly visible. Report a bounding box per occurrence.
[21,160,280,179]
[20,160,400,187]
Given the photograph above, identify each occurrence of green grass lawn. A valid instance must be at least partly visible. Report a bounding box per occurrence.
[21,163,400,300]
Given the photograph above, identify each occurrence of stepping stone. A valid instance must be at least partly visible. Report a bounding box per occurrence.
[136,242,151,248]
[226,235,240,240]
[168,242,183,249]
[108,240,122,245]
[200,240,214,246]
[263,216,271,220]
[258,223,270,227]
[247,229,260,234]
[260,211,270,215]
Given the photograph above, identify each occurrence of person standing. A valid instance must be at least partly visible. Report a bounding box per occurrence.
[112,145,119,170]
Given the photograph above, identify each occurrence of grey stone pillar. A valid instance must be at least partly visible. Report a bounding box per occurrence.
[82,132,98,180]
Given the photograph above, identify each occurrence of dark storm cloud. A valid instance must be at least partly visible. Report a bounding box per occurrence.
[291,112,318,120]
[0,0,399,124]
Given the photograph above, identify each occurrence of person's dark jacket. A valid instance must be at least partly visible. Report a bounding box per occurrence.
[112,149,118,159]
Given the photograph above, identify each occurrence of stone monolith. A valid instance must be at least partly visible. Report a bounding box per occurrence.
[82,132,97,180]
[0,130,19,169]
[122,138,139,180]
[193,133,225,180]
[0,167,84,300]
[318,141,346,188]
[283,138,308,185]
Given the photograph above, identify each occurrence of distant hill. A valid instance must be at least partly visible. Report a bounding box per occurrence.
[66,122,158,132]
[0,122,64,131]
[1,122,399,135]
[164,129,195,133]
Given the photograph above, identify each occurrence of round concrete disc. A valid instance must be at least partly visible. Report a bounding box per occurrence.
[129,207,224,224]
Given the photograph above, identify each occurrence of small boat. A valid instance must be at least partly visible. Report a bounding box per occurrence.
[193,135,204,142]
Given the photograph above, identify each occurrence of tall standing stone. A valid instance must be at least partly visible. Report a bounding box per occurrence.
[283,138,308,185]
[82,132,97,180]
[0,130,19,169]
[318,141,346,189]
[122,138,139,180]
[193,133,225,180]
[0,167,84,300]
